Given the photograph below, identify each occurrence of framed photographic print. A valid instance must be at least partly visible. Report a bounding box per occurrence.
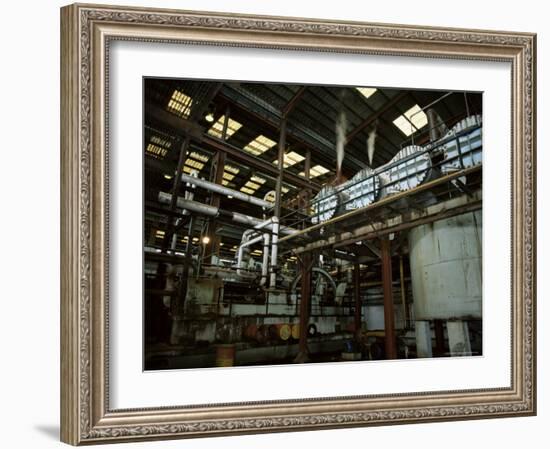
[60,3,537,445]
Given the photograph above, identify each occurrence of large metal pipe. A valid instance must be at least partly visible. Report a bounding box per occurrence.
[158,193,297,235]
[381,238,397,359]
[180,173,273,209]
[269,218,280,287]
[159,193,265,227]
[236,233,263,277]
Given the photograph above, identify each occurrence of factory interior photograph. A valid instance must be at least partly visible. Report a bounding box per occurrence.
[143,79,483,370]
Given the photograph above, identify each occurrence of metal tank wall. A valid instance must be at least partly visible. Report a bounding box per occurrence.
[408,210,482,321]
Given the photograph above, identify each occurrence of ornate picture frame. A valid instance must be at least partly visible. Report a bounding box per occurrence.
[60,3,536,445]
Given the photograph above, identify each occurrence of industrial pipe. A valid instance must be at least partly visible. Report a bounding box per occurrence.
[158,193,297,235]
[236,232,263,277]
[261,232,270,286]
[159,193,265,228]
[269,217,280,288]
[180,173,273,209]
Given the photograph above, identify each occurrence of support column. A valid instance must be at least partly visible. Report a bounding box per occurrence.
[162,134,191,252]
[204,150,226,264]
[270,118,287,288]
[353,263,362,341]
[381,238,397,359]
[447,320,472,356]
[415,321,433,358]
[156,134,191,319]
[295,252,311,363]
[399,255,408,328]
[170,216,195,344]
[434,319,445,356]
[274,118,286,219]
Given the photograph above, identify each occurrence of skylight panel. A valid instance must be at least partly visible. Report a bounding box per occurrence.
[189,151,209,162]
[299,164,330,178]
[250,175,266,184]
[240,186,256,195]
[221,165,240,186]
[244,181,261,190]
[146,143,168,159]
[273,151,305,168]
[224,164,240,174]
[356,87,377,99]
[150,135,172,148]
[184,159,205,170]
[207,115,242,140]
[393,104,428,136]
[243,135,277,155]
[167,90,193,118]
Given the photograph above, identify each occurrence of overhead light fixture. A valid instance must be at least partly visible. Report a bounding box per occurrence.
[202,236,211,245]
[164,174,173,180]
[205,112,214,122]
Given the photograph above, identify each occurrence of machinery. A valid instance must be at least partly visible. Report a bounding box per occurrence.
[145,108,483,369]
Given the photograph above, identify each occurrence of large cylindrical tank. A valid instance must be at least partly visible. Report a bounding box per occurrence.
[311,185,349,224]
[380,145,432,197]
[408,211,482,320]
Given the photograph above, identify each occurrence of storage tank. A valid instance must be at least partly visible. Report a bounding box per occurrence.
[380,145,432,198]
[408,210,482,320]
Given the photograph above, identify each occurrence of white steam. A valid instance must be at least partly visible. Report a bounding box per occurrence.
[367,127,377,166]
[335,109,347,176]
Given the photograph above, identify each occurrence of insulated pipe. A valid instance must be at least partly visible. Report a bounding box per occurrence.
[158,193,298,235]
[269,217,280,288]
[159,193,264,227]
[236,234,263,276]
[261,232,270,286]
[180,173,273,209]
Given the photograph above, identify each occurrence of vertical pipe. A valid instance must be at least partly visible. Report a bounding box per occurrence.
[354,262,362,341]
[399,255,407,329]
[175,216,195,317]
[269,218,279,287]
[296,252,312,363]
[304,149,311,181]
[261,232,270,286]
[381,238,397,359]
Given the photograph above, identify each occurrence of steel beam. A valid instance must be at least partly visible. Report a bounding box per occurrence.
[278,165,482,246]
[289,191,482,254]
[202,134,321,191]
[282,86,307,118]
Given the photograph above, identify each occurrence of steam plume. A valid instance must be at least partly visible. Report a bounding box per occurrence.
[367,127,377,166]
[335,109,347,179]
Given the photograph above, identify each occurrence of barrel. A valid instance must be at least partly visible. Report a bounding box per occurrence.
[291,324,300,340]
[245,324,259,340]
[215,344,236,367]
[276,324,292,341]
